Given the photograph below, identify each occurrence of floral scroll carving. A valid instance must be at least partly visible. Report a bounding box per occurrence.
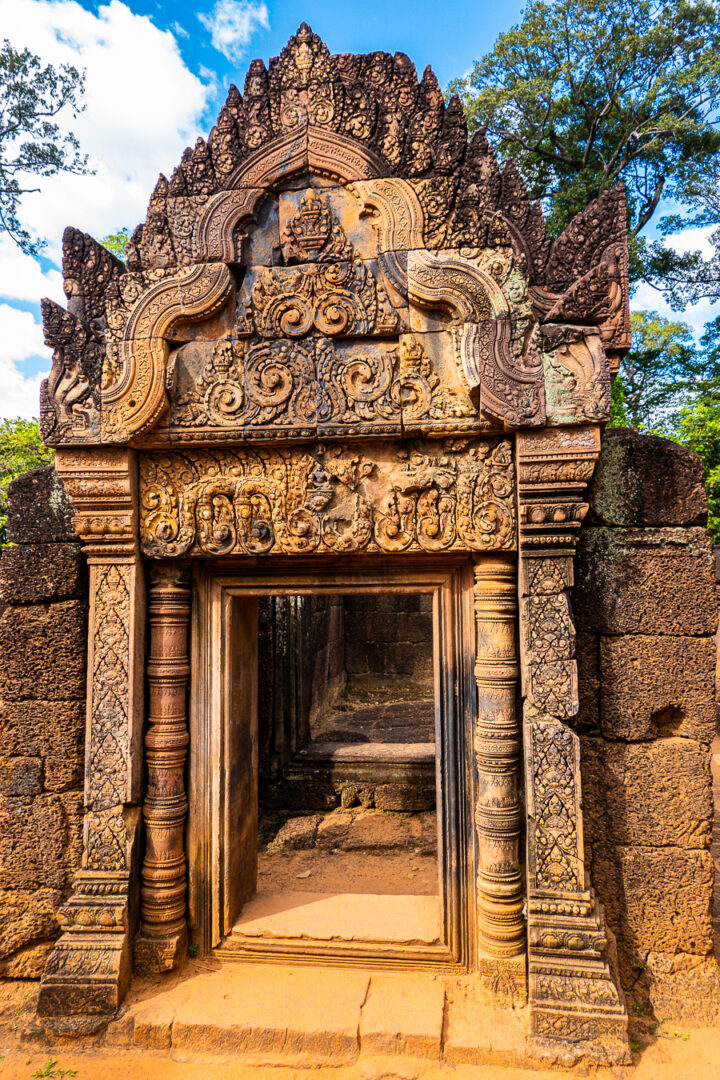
[139,439,515,558]
[102,262,233,441]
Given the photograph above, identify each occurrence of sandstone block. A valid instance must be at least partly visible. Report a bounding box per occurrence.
[589,430,707,527]
[645,952,720,1024]
[581,737,713,848]
[575,631,599,733]
[6,466,77,544]
[0,887,62,960]
[598,635,716,742]
[0,600,87,700]
[0,939,54,978]
[0,542,84,605]
[359,974,445,1058]
[0,700,84,792]
[0,792,83,890]
[591,846,714,964]
[574,528,716,636]
[0,756,43,796]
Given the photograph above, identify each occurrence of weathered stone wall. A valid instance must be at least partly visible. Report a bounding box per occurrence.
[0,467,87,978]
[343,594,434,691]
[575,429,720,1022]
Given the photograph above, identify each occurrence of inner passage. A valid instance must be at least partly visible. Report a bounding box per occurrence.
[235,592,441,946]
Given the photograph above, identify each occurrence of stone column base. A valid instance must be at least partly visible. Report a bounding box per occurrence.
[134,928,188,975]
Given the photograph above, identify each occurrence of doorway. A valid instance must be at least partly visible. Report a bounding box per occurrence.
[188,559,476,968]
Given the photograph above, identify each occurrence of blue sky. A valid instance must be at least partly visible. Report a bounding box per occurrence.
[0,1,715,416]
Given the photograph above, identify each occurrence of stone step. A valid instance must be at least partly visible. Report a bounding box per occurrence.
[262,807,438,854]
[100,964,532,1070]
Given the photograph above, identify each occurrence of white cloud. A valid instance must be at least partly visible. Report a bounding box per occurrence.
[0,306,48,418]
[0,237,64,306]
[199,0,269,64]
[0,0,216,415]
[665,225,716,260]
[3,0,213,257]
[631,280,720,339]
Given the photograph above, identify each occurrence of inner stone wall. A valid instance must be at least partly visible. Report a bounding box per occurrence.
[574,429,720,1022]
[0,467,87,978]
[342,594,434,693]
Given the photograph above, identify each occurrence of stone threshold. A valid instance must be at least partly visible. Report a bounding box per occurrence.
[88,964,533,1069]
[227,889,442,944]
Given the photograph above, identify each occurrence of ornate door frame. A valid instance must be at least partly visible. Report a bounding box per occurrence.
[187,558,476,967]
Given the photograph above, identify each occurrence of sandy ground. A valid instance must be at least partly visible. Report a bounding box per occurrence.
[258,849,439,895]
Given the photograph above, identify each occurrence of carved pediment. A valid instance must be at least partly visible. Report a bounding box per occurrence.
[38,27,626,449]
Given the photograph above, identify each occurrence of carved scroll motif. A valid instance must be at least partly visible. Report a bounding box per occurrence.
[167,334,474,437]
[139,439,516,558]
[517,426,629,1061]
[407,249,546,428]
[102,262,233,441]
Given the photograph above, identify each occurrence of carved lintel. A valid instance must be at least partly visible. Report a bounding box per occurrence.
[135,563,192,973]
[473,555,524,963]
[139,439,517,558]
[516,425,629,1063]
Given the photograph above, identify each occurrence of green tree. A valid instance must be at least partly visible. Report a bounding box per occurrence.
[449,0,720,293]
[0,39,91,255]
[614,311,697,429]
[101,227,130,261]
[672,399,720,538]
[0,417,54,544]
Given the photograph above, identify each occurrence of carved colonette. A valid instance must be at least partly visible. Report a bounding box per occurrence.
[472,556,524,978]
[36,24,632,1062]
[134,564,191,972]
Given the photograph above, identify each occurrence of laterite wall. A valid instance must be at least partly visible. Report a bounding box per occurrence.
[575,428,720,1022]
[0,467,87,977]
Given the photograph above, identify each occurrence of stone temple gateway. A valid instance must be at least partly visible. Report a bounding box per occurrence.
[15,23,716,1065]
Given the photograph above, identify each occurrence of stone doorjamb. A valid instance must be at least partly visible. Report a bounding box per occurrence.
[37,448,145,1032]
[517,425,629,1062]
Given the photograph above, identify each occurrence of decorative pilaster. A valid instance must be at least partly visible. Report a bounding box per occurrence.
[472,555,525,989]
[134,563,191,972]
[517,427,629,1064]
[38,449,144,1033]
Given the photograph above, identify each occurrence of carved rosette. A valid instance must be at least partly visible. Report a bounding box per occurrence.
[517,427,629,1063]
[38,449,145,1031]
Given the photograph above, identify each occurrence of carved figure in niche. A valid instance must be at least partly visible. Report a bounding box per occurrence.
[242,188,401,338]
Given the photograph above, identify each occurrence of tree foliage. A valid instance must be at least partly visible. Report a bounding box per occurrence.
[615,311,697,429]
[449,0,720,297]
[0,417,54,544]
[101,228,130,261]
[0,39,91,256]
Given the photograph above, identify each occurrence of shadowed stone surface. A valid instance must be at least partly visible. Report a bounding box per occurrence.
[587,429,708,528]
[0,468,87,978]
